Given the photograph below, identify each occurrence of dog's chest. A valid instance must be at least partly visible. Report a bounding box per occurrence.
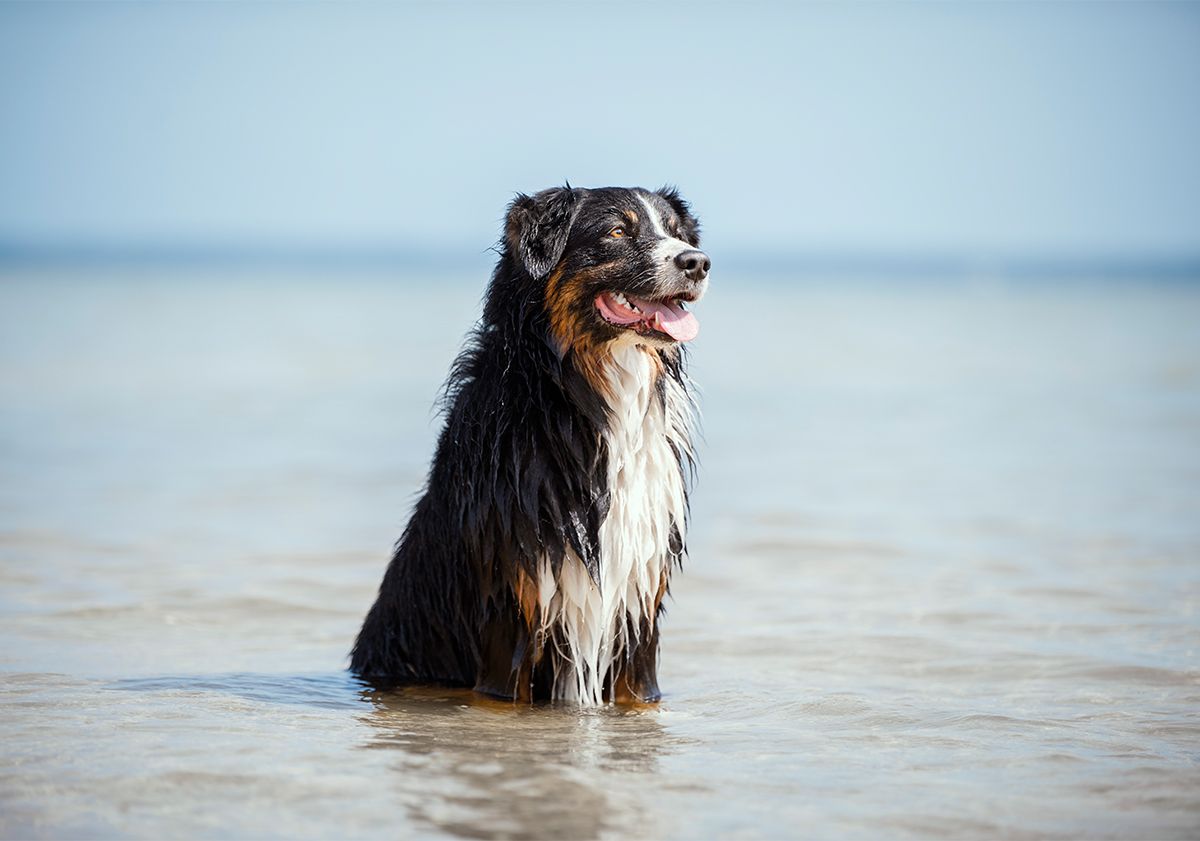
[536,344,689,702]
[597,346,687,607]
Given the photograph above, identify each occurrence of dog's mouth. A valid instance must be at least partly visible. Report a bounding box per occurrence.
[594,290,700,342]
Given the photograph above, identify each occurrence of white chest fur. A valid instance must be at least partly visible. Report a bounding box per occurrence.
[535,343,693,703]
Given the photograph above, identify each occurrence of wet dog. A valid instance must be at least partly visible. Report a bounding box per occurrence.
[351,186,708,703]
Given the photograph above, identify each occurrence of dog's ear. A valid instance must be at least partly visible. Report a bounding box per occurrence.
[505,187,581,280]
[656,185,701,245]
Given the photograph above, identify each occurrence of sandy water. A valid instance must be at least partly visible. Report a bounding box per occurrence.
[1,267,1198,839]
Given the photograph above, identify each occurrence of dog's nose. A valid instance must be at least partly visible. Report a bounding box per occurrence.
[674,249,711,282]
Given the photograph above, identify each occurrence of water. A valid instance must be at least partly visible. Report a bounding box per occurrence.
[1,267,1198,839]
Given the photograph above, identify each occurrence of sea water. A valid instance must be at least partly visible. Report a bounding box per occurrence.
[1,267,1197,838]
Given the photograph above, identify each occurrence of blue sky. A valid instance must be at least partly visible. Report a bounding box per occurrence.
[1,1,1198,259]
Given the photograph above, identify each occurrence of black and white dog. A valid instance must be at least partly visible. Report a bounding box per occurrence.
[351,186,709,703]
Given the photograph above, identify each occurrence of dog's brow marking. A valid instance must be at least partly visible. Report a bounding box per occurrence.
[639,193,696,290]
[637,194,668,239]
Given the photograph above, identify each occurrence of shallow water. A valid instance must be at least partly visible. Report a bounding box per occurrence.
[1,267,1198,839]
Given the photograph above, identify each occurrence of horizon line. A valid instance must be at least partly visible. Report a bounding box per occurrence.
[1,241,1199,280]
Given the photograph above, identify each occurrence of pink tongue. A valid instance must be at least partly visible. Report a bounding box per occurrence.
[629,295,700,342]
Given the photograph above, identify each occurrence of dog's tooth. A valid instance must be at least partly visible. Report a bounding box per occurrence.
[611,291,640,313]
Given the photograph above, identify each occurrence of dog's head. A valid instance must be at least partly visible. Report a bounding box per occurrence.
[503,186,709,353]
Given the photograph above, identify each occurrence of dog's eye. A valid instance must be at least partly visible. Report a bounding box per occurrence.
[608,227,626,239]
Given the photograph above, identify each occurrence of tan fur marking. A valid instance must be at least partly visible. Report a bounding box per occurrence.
[514,655,533,704]
[543,265,579,351]
[511,570,543,703]
[653,568,669,615]
[608,662,639,704]
[544,263,622,398]
[514,569,540,630]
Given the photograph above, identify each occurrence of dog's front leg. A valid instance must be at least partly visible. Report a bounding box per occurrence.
[608,629,662,704]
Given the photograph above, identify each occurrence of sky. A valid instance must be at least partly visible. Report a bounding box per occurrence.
[1,1,1198,261]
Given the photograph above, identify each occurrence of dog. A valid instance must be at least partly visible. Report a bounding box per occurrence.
[350,186,708,703]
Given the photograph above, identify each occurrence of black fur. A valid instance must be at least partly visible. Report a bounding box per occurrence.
[350,186,704,701]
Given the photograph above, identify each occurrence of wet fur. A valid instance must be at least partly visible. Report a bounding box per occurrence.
[350,186,703,703]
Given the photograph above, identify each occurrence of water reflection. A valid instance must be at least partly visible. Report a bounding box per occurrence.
[112,673,680,840]
[359,685,674,840]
